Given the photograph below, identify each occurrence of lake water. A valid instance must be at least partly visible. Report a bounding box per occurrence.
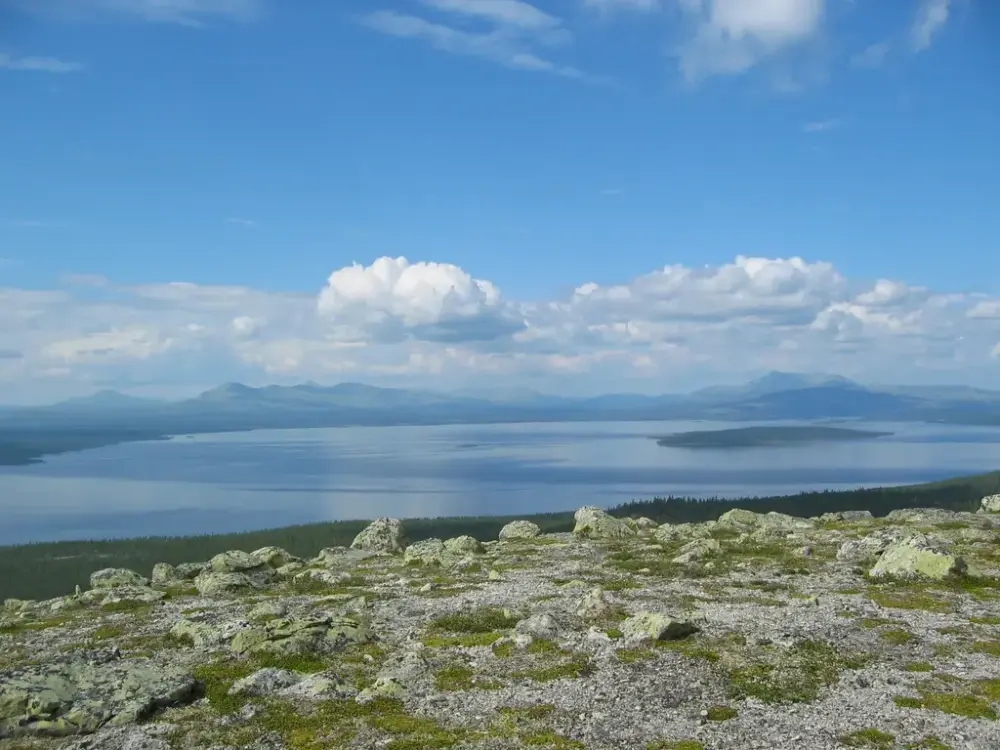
[2,420,1000,545]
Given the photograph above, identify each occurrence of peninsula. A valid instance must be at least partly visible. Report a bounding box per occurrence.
[655,425,892,449]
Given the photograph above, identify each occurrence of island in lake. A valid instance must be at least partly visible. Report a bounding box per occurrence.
[654,425,893,448]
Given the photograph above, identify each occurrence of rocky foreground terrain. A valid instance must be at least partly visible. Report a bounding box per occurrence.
[3,497,1000,750]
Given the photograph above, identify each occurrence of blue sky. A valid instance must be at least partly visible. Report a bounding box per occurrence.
[0,0,998,403]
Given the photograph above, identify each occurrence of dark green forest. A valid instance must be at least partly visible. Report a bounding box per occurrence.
[1,469,997,602]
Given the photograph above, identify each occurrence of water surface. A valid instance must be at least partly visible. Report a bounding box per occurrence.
[1,420,999,545]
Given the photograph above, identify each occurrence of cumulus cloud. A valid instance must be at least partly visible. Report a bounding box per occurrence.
[676,0,826,82]
[316,257,524,343]
[2,254,999,401]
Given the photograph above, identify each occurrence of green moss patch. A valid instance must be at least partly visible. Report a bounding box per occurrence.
[839,728,895,748]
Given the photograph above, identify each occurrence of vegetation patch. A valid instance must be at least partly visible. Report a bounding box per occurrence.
[434,663,503,691]
[423,631,504,648]
[970,640,1000,657]
[903,661,934,672]
[704,705,738,721]
[725,640,870,704]
[880,629,916,645]
[646,741,705,750]
[839,728,896,748]
[893,677,1000,720]
[429,607,520,634]
[512,657,595,683]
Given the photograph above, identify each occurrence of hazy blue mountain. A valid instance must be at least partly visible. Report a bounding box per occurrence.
[689,371,859,402]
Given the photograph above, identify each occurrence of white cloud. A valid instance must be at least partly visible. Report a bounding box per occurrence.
[418,0,561,30]
[317,257,523,343]
[360,2,606,83]
[676,0,826,82]
[911,0,951,52]
[2,255,999,401]
[0,54,83,73]
[226,217,257,228]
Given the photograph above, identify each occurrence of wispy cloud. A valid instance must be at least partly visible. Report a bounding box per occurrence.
[0,54,84,73]
[13,0,262,26]
[226,217,258,228]
[911,0,951,52]
[360,3,607,84]
[851,41,890,69]
[802,118,842,133]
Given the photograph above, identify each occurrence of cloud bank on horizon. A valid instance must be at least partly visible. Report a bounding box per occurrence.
[1,0,994,403]
[2,254,999,403]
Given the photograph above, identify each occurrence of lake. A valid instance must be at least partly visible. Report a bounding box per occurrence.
[2,419,1000,545]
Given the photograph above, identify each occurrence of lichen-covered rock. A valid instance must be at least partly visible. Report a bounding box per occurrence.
[356,650,428,704]
[868,534,968,580]
[572,506,637,539]
[671,538,720,564]
[403,538,446,566]
[208,550,265,574]
[89,569,148,590]
[575,587,612,619]
[292,569,351,588]
[100,586,166,608]
[981,494,1000,514]
[230,615,371,658]
[0,657,197,738]
[635,517,658,530]
[498,520,541,541]
[226,667,354,701]
[150,563,176,586]
[620,612,698,642]
[654,523,712,544]
[170,616,251,648]
[514,613,562,640]
[714,508,761,532]
[817,510,874,523]
[836,527,908,562]
[173,563,205,581]
[443,535,483,556]
[350,517,406,554]
[249,546,301,569]
[193,571,260,597]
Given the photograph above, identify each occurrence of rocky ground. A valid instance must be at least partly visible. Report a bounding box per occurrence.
[3,497,1000,750]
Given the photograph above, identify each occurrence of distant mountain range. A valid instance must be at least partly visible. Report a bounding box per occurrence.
[3,372,1000,435]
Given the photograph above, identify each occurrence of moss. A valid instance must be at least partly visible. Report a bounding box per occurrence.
[423,631,504,648]
[969,615,1000,625]
[646,741,705,750]
[100,600,155,614]
[90,623,126,640]
[522,732,586,748]
[429,607,520,634]
[726,640,869,705]
[880,629,916,645]
[894,677,1000,720]
[868,589,953,613]
[191,659,255,715]
[498,704,556,721]
[617,647,657,664]
[970,640,1000,657]
[903,661,934,672]
[434,663,503,691]
[606,628,624,640]
[493,641,515,658]
[904,737,953,750]
[839,728,896,748]
[704,705,738,721]
[512,657,595,683]
[526,638,565,655]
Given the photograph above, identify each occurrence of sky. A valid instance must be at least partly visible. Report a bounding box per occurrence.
[0,0,998,404]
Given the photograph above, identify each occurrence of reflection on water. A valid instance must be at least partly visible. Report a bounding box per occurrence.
[1,420,999,544]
